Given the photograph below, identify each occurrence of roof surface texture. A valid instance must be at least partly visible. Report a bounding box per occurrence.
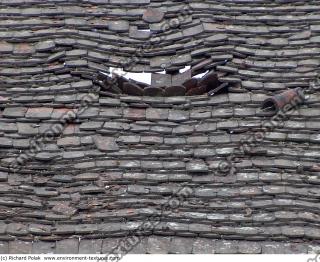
[0,0,320,255]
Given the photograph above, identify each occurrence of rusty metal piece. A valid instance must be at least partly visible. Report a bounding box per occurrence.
[262,87,305,113]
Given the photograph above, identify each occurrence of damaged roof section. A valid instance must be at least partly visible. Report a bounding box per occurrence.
[0,0,320,98]
[98,62,226,97]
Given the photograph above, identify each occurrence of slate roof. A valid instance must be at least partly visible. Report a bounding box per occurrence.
[0,0,320,255]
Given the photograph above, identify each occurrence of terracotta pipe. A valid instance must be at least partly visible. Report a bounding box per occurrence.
[261,87,305,113]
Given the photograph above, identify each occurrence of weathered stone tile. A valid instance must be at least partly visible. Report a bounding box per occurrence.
[189,224,211,234]
[0,42,13,53]
[35,41,55,51]
[62,151,85,159]
[186,160,208,173]
[75,224,98,234]
[262,242,299,254]
[213,240,238,254]
[7,223,28,236]
[0,241,8,254]
[0,123,17,133]
[169,237,194,254]
[99,224,121,234]
[127,238,147,254]
[81,185,104,194]
[56,239,79,254]
[3,107,27,118]
[195,122,217,132]
[9,241,32,254]
[142,7,164,23]
[172,125,194,135]
[119,160,140,169]
[164,137,186,145]
[17,123,38,136]
[195,188,217,198]
[0,137,12,148]
[108,20,129,32]
[103,121,130,131]
[54,225,75,235]
[102,238,125,254]
[123,108,146,121]
[96,160,118,168]
[51,108,76,120]
[168,110,189,122]
[190,108,211,120]
[0,223,6,235]
[99,108,122,119]
[127,185,149,194]
[32,241,55,254]
[26,107,53,119]
[140,136,163,145]
[307,244,320,254]
[146,236,171,254]
[237,173,259,182]
[34,188,59,197]
[57,136,80,147]
[192,238,215,254]
[79,121,103,131]
[78,108,99,119]
[146,108,168,121]
[164,162,186,170]
[305,228,320,240]
[259,172,281,182]
[0,172,8,182]
[281,226,304,238]
[187,136,208,145]
[93,135,119,152]
[146,173,168,182]
[150,185,172,195]
[238,241,261,254]
[14,43,35,55]
[150,125,172,134]
[47,51,65,63]
[141,161,163,170]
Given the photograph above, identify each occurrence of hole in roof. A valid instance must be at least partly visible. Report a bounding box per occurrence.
[157,70,166,74]
[109,67,151,85]
[98,59,230,97]
[180,66,191,73]
[194,70,209,79]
